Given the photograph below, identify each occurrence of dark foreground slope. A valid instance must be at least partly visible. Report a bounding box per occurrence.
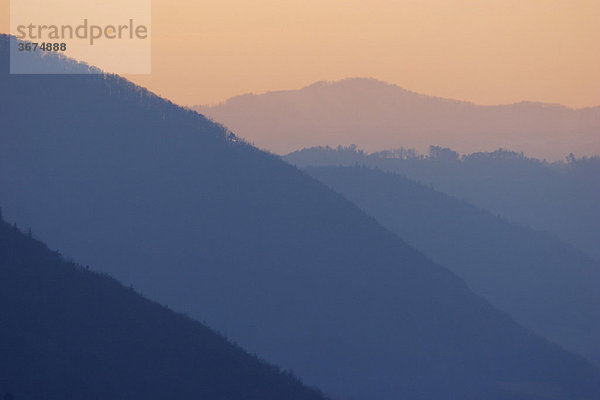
[0,216,327,400]
[1,36,600,399]
[305,166,600,365]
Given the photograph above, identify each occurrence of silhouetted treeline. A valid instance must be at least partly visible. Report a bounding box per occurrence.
[286,145,600,259]
[2,35,248,146]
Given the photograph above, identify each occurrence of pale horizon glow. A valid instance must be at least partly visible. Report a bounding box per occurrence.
[1,0,599,108]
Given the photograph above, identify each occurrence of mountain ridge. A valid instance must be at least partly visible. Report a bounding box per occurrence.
[0,214,329,400]
[194,77,600,160]
[285,145,600,260]
[303,165,600,365]
[198,77,590,110]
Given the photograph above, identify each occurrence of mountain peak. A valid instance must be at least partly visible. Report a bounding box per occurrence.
[194,77,600,159]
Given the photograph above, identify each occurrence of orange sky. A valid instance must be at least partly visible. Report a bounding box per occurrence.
[2,0,599,108]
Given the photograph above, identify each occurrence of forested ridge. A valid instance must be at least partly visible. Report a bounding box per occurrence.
[0,213,327,400]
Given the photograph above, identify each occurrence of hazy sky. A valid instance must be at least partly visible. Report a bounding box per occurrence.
[2,0,599,108]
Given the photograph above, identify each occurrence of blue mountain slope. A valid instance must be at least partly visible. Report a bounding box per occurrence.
[285,145,600,260]
[0,215,328,400]
[305,165,600,366]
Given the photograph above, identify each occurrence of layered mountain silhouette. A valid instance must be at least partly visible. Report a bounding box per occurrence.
[303,165,600,365]
[194,78,600,160]
[285,146,600,260]
[0,214,327,400]
[2,35,600,399]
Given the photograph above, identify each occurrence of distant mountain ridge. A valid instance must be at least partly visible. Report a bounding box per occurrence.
[194,77,600,160]
[285,145,600,260]
[2,35,600,400]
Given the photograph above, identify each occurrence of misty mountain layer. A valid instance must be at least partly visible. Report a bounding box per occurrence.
[304,165,600,365]
[195,78,600,160]
[286,146,600,260]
